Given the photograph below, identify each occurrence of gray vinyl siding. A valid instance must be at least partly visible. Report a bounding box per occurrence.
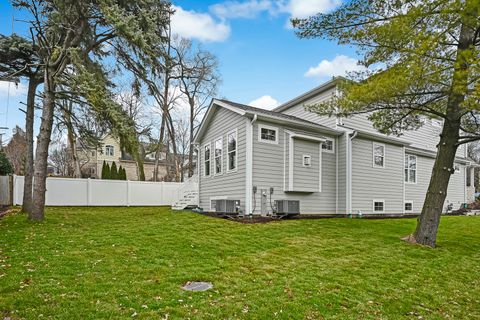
[198,107,246,211]
[292,139,320,192]
[351,138,404,214]
[405,155,466,213]
[337,133,347,214]
[282,87,337,128]
[251,120,337,214]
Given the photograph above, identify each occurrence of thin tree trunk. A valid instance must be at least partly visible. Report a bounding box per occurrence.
[136,143,146,181]
[188,97,194,178]
[21,78,38,214]
[63,102,81,178]
[406,18,473,247]
[30,73,56,221]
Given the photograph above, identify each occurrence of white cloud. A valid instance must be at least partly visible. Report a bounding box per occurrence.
[210,0,273,19]
[171,5,230,42]
[284,0,342,18]
[0,81,27,97]
[304,55,365,79]
[248,95,280,110]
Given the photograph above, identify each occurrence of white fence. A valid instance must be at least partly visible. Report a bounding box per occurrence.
[12,175,185,206]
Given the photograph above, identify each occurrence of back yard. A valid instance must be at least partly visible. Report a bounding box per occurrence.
[0,207,479,319]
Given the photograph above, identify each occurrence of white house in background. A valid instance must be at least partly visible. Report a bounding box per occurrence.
[183,77,477,215]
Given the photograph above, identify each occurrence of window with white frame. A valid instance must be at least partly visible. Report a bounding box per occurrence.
[227,130,237,171]
[105,145,114,157]
[373,143,385,167]
[258,125,278,144]
[214,138,223,174]
[405,154,417,183]
[373,200,384,212]
[303,155,312,167]
[322,139,334,152]
[204,144,211,176]
[405,201,413,212]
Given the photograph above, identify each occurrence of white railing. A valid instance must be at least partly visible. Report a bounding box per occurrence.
[12,175,184,206]
[172,174,199,207]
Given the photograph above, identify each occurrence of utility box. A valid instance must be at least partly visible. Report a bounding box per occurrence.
[275,200,300,215]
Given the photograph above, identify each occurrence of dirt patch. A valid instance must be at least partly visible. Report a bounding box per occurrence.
[202,212,283,224]
[0,207,20,219]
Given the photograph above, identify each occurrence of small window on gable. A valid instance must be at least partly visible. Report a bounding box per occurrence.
[405,201,413,212]
[322,139,334,153]
[258,125,278,144]
[373,143,385,168]
[373,200,384,213]
[105,145,114,157]
[303,155,311,167]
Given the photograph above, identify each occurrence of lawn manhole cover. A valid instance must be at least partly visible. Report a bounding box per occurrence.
[182,281,213,292]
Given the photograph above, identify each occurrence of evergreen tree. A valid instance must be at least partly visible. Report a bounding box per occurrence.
[110,162,118,180]
[118,165,127,180]
[101,161,110,180]
[0,150,13,175]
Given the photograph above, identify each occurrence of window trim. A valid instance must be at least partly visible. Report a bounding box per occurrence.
[404,154,417,184]
[321,138,335,153]
[214,137,223,176]
[372,199,385,213]
[227,129,238,173]
[203,142,211,177]
[258,124,279,144]
[372,142,385,168]
[302,154,312,167]
[404,200,413,213]
[105,145,115,157]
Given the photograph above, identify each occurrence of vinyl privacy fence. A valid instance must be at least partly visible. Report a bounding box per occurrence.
[11,176,185,206]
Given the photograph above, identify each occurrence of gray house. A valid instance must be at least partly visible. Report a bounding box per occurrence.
[185,78,476,216]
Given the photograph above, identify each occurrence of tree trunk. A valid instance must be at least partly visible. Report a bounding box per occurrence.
[406,18,473,247]
[188,98,194,178]
[29,73,55,221]
[63,104,81,178]
[136,143,146,181]
[21,78,38,214]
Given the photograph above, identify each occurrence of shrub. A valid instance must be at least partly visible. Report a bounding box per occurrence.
[101,161,110,179]
[110,161,118,180]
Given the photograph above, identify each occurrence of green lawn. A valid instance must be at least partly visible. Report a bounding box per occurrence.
[0,207,479,319]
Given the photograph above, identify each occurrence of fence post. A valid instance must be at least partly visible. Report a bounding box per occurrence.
[126,180,130,207]
[87,178,91,206]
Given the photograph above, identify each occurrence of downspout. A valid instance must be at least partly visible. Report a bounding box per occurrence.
[347,130,357,215]
[246,114,257,215]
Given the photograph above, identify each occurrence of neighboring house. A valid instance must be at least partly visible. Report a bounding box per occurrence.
[192,78,478,215]
[79,134,168,181]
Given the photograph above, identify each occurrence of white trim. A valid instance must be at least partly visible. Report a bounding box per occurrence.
[214,137,223,176]
[226,128,238,173]
[283,131,286,191]
[372,142,386,168]
[402,147,406,213]
[404,200,413,213]
[289,134,294,191]
[245,117,254,214]
[202,142,211,177]
[319,143,322,192]
[284,130,326,143]
[302,154,312,167]
[322,138,335,153]
[373,199,385,213]
[404,154,417,184]
[258,124,279,144]
[335,136,338,214]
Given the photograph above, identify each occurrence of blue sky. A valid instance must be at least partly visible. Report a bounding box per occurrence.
[0,0,362,141]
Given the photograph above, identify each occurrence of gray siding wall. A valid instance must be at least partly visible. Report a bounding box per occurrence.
[351,138,404,214]
[292,139,321,192]
[337,133,347,214]
[251,120,337,214]
[198,107,246,211]
[405,155,466,213]
[282,87,337,128]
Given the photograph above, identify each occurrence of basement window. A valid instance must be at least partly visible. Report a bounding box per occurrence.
[373,200,384,213]
[404,201,413,212]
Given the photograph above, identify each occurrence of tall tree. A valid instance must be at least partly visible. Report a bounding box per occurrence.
[0,34,42,214]
[0,150,13,175]
[13,0,171,220]
[293,0,480,247]
[4,126,27,175]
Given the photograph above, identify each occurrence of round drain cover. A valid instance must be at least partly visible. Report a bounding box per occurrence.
[182,281,213,292]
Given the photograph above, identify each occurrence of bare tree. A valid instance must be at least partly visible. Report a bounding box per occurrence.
[4,126,28,175]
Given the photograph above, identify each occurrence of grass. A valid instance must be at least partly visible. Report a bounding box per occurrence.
[0,207,479,319]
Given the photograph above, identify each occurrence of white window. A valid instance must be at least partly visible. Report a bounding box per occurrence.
[105,145,114,157]
[373,200,385,213]
[322,139,334,153]
[258,124,278,144]
[227,130,237,172]
[204,144,211,177]
[405,154,417,183]
[373,143,385,167]
[303,155,312,167]
[404,201,413,212]
[214,137,223,175]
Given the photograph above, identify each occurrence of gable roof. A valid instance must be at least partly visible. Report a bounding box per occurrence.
[194,99,342,143]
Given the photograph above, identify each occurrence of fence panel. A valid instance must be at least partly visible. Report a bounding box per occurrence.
[0,176,11,205]
[9,176,187,206]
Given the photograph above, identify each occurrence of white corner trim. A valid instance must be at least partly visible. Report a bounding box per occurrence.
[245,117,254,214]
[283,131,286,191]
[372,199,385,213]
[319,143,322,192]
[226,128,238,173]
[289,134,294,191]
[372,142,386,168]
[258,123,279,144]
